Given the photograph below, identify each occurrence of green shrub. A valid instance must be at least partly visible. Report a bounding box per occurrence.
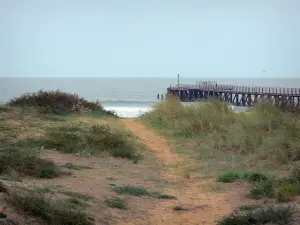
[113,185,149,196]
[7,89,116,116]
[156,194,177,199]
[218,204,295,225]
[217,172,241,183]
[216,171,300,202]
[274,184,298,202]
[249,188,266,199]
[38,167,58,178]
[242,172,269,182]
[249,178,277,199]
[0,148,60,178]
[248,175,300,202]
[173,206,186,211]
[217,171,268,183]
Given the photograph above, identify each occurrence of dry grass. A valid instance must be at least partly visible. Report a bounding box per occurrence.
[2,183,94,225]
[142,96,300,166]
[0,148,61,179]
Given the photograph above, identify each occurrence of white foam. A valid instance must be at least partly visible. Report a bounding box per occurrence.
[103,102,247,118]
[103,106,153,118]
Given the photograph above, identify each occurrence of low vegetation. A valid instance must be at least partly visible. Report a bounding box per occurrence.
[42,123,140,160]
[218,204,295,225]
[0,148,61,179]
[61,162,92,170]
[7,89,116,116]
[216,167,300,202]
[1,183,94,225]
[58,190,94,201]
[217,171,268,183]
[111,184,176,199]
[105,197,127,209]
[173,206,186,211]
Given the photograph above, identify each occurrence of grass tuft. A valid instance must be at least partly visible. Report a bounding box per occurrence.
[105,197,127,209]
[6,189,94,225]
[67,197,89,209]
[111,185,176,199]
[173,206,186,211]
[217,171,268,183]
[217,172,241,183]
[58,190,93,201]
[157,194,177,199]
[112,185,149,196]
[237,204,261,211]
[61,162,92,170]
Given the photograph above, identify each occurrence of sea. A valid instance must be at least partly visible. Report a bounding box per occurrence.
[0,77,299,118]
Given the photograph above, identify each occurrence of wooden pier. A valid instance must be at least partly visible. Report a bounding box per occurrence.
[167,81,300,108]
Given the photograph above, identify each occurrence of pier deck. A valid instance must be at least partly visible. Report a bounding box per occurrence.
[167,81,300,107]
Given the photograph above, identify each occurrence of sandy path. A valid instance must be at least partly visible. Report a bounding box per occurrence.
[121,119,232,225]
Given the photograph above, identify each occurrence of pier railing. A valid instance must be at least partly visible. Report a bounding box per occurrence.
[169,84,300,96]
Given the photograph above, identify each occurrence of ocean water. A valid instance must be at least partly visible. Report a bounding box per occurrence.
[0,77,299,117]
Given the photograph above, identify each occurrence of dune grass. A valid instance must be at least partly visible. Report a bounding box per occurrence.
[142,96,300,210]
[142,96,300,165]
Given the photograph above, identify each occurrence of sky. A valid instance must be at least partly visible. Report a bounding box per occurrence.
[0,0,299,78]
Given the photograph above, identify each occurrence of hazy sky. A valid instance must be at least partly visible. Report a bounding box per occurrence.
[0,0,299,78]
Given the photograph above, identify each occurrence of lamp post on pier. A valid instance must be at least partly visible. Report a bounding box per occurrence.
[177,74,180,98]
